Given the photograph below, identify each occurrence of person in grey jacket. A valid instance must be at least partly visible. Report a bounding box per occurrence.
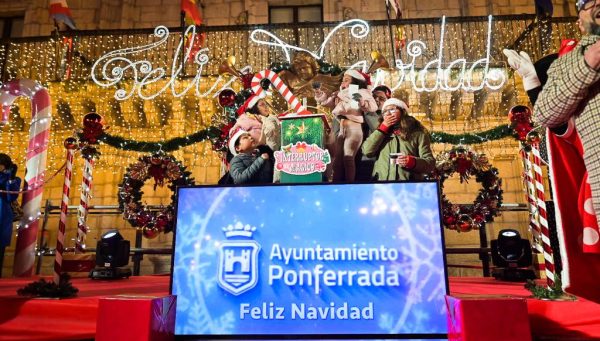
[361,98,435,181]
[228,128,274,184]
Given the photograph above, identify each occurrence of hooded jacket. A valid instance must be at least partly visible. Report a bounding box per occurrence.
[361,121,435,181]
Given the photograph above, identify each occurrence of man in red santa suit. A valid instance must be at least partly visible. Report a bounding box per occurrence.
[503,9,600,302]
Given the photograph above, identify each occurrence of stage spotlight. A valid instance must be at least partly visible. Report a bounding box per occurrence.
[491,229,536,281]
[89,230,132,279]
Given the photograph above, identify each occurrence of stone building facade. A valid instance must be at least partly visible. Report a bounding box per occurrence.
[0,0,576,277]
[0,0,577,37]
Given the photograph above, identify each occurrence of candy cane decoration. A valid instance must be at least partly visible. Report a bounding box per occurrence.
[251,69,311,115]
[76,157,94,253]
[0,79,52,277]
[530,143,556,286]
[54,139,77,283]
[520,149,543,254]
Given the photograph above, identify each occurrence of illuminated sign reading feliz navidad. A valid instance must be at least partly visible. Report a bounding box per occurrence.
[91,16,506,100]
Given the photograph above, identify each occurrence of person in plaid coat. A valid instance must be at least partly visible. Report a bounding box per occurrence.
[534,0,600,228]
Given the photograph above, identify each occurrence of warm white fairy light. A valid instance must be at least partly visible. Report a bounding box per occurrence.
[250,19,370,62]
[250,16,505,93]
[0,16,575,241]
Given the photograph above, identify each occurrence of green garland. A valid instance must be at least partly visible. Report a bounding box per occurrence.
[430,125,513,145]
[98,126,222,153]
[17,273,78,298]
[524,277,576,301]
[93,124,513,153]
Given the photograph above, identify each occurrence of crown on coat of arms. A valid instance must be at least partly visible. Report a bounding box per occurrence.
[222,221,256,238]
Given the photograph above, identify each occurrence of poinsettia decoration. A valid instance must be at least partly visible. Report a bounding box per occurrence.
[80,112,106,145]
[508,105,534,143]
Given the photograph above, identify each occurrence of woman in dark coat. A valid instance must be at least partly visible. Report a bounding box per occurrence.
[0,153,21,274]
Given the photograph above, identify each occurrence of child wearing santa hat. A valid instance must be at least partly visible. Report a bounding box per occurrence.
[228,127,274,184]
[314,69,377,182]
[231,94,264,144]
[361,98,435,181]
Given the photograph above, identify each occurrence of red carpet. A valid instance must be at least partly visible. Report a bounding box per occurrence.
[0,275,170,341]
[0,276,599,340]
[451,277,600,340]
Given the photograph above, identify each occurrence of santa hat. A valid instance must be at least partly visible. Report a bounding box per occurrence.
[382,98,409,112]
[228,127,248,156]
[236,94,260,116]
[344,69,371,85]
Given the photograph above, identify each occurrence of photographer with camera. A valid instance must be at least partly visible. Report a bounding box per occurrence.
[0,153,21,276]
[361,98,435,181]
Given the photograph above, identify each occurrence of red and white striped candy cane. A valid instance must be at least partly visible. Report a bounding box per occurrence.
[53,139,77,283]
[76,157,94,253]
[530,143,556,286]
[520,149,543,254]
[0,79,52,277]
[251,69,311,115]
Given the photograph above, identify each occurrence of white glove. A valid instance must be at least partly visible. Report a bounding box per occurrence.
[503,49,541,91]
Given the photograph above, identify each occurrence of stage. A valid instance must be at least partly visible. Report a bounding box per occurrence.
[0,276,599,340]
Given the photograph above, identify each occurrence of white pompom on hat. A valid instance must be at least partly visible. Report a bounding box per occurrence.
[382,98,409,113]
[228,127,249,156]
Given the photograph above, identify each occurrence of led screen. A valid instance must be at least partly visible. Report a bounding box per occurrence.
[172,182,448,338]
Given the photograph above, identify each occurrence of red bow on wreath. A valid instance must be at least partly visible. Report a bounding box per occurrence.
[148,159,168,189]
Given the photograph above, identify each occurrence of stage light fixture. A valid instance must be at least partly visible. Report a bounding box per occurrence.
[491,229,536,281]
[89,229,132,279]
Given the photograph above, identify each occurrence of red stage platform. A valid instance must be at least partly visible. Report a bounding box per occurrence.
[0,276,599,340]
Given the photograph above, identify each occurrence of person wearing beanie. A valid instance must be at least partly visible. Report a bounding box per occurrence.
[0,153,21,276]
[361,98,435,181]
[314,69,377,182]
[228,128,274,184]
[231,94,264,144]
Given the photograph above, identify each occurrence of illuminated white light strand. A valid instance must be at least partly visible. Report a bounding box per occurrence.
[92,17,506,100]
[390,15,506,92]
[250,16,505,93]
[92,25,252,101]
[249,19,370,62]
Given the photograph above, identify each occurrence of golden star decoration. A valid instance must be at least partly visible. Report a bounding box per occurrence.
[296,122,307,136]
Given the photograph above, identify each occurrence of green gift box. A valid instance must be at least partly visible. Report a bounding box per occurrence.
[276,114,331,183]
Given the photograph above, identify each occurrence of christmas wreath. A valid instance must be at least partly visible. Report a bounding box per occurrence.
[435,146,503,232]
[118,153,195,238]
